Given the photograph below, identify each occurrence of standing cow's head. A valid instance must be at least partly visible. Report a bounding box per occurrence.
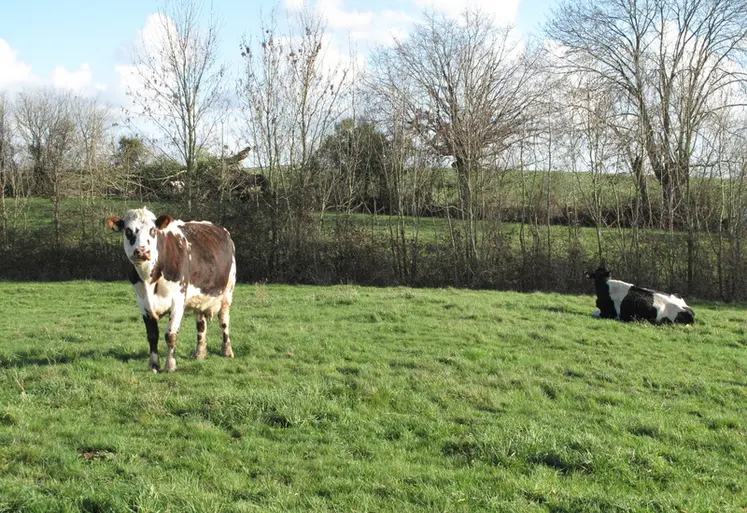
[106,208,174,265]
[584,267,611,283]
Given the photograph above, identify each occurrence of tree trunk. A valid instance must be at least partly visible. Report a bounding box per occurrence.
[630,155,650,226]
[454,156,471,218]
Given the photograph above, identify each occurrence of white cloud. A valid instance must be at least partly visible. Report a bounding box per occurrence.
[301,1,416,50]
[115,64,139,101]
[0,38,108,97]
[347,10,417,45]
[285,0,305,11]
[116,13,181,115]
[0,39,36,89]
[317,0,373,29]
[51,63,100,92]
[138,13,176,54]
[412,0,522,25]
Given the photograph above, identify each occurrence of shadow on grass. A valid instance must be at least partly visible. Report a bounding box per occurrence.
[542,305,593,317]
[0,347,150,369]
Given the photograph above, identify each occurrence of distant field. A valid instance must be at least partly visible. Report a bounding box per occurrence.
[0,282,745,512]
[0,194,683,247]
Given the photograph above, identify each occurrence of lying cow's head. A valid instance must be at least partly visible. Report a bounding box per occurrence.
[584,267,611,283]
[106,208,174,265]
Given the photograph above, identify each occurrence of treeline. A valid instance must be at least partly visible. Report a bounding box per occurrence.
[1,0,747,300]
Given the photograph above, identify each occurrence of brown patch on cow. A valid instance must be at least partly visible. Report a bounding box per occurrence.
[194,314,208,359]
[106,216,124,232]
[156,214,174,230]
[151,232,187,283]
[166,332,177,349]
[180,222,234,296]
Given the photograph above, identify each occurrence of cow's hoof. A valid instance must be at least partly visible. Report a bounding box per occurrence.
[223,345,234,358]
[149,353,160,373]
[164,359,177,373]
[193,351,207,360]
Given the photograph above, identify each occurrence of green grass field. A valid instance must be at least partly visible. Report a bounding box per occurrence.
[0,282,745,512]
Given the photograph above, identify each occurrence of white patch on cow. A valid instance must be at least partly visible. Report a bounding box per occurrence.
[606,279,632,319]
[653,292,690,322]
[164,296,186,373]
[161,220,186,235]
[165,356,177,372]
[229,255,236,287]
[185,284,224,316]
[125,207,156,226]
[135,278,182,319]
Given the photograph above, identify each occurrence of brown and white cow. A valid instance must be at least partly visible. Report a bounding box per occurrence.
[107,207,236,372]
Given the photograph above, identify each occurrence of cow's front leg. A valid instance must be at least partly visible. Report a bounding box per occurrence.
[143,314,160,372]
[164,298,185,372]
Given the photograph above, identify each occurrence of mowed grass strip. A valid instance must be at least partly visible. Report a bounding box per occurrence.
[0,282,745,512]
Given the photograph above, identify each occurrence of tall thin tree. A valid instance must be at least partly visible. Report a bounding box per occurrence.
[126,0,227,212]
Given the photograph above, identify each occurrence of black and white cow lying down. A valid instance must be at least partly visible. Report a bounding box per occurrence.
[585,267,695,325]
[107,207,236,372]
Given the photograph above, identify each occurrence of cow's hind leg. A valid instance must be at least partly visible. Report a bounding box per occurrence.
[193,312,207,359]
[143,315,160,372]
[219,299,234,358]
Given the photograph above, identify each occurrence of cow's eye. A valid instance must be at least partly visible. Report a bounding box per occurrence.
[125,228,133,239]
[150,227,157,237]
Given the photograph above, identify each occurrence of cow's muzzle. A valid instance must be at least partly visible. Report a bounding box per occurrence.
[132,247,151,262]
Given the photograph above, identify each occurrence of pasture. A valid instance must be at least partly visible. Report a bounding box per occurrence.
[0,281,745,512]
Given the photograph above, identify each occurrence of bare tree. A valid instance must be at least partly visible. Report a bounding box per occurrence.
[0,92,14,245]
[363,79,440,282]
[238,6,349,274]
[547,0,747,230]
[557,80,615,263]
[72,95,111,199]
[368,9,541,278]
[113,135,150,199]
[239,7,347,200]
[370,10,539,215]
[15,88,77,248]
[126,0,228,212]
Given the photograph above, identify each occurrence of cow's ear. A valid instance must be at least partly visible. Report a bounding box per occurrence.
[604,269,611,277]
[584,272,591,279]
[155,214,174,230]
[106,216,124,232]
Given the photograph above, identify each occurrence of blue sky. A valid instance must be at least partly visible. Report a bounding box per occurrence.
[0,0,557,106]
